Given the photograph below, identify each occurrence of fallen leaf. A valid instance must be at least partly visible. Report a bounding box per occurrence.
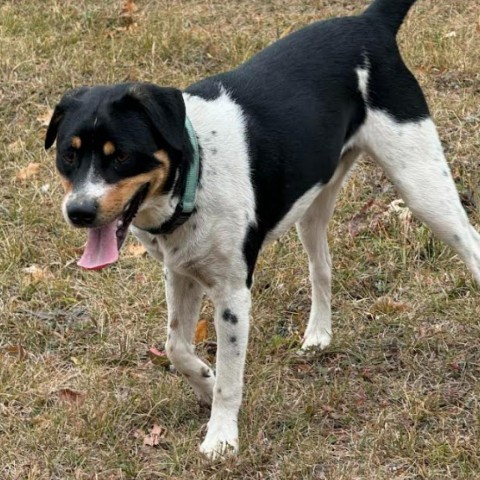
[388,199,411,218]
[143,423,167,447]
[125,242,146,257]
[4,344,27,360]
[194,319,208,343]
[121,0,138,16]
[37,107,54,127]
[8,140,24,154]
[118,0,140,31]
[147,347,171,368]
[370,296,408,315]
[347,198,376,238]
[57,388,85,406]
[15,163,41,181]
[388,199,412,232]
[293,362,312,373]
[23,265,54,283]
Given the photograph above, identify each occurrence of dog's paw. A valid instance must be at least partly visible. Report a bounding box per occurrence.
[300,328,332,352]
[199,422,239,460]
[189,374,215,407]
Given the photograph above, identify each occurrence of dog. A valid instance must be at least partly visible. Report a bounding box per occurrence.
[45,0,480,458]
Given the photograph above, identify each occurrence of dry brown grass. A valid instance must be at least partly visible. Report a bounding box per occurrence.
[1,1,479,478]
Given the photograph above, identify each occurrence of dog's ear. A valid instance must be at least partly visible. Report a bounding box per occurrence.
[124,83,186,152]
[45,87,89,150]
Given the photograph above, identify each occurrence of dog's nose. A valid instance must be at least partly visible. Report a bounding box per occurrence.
[67,199,98,226]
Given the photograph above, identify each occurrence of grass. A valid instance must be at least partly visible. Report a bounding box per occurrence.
[1,0,479,478]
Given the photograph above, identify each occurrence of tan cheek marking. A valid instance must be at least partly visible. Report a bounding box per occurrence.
[98,178,142,220]
[97,151,170,222]
[151,150,171,194]
[60,177,72,194]
[97,170,163,219]
[103,141,116,156]
[71,136,82,149]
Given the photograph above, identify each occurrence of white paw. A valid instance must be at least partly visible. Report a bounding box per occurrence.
[199,422,239,460]
[300,328,332,352]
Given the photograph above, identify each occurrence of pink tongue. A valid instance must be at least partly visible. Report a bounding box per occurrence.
[77,220,119,270]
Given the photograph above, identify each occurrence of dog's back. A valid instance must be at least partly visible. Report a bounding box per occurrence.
[187,0,426,242]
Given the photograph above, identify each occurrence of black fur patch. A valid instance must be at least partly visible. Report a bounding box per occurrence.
[223,309,238,324]
[187,1,427,286]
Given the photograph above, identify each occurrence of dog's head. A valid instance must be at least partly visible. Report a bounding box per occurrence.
[45,82,186,269]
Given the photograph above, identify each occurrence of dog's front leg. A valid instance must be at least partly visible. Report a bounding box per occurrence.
[200,284,251,459]
[165,269,215,405]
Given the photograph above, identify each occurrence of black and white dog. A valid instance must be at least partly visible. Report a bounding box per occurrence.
[45,0,480,458]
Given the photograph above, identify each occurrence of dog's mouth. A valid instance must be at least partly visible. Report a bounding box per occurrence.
[77,183,149,270]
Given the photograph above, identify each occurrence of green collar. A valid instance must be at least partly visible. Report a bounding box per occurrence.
[146,115,200,235]
[182,115,200,214]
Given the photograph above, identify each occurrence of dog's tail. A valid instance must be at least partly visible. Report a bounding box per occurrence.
[363,0,418,35]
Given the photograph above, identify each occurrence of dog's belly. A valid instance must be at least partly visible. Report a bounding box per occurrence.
[263,184,324,246]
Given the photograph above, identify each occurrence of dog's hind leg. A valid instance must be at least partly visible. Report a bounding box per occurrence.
[297,148,360,351]
[358,110,480,283]
[165,269,215,405]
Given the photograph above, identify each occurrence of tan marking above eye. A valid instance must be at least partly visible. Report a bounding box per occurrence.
[154,150,170,166]
[103,141,116,156]
[71,136,82,149]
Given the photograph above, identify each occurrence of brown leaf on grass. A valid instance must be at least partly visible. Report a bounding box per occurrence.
[37,107,54,127]
[388,199,412,222]
[194,319,208,343]
[15,163,41,181]
[147,347,171,368]
[370,296,409,315]
[8,140,24,154]
[4,344,28,360]
[347,198,376,238]
[121,0,138,17]
[143,423,168,448]
[125,242,147,257]
[118,0,140,31]
[23,265,54,283]
[57,388,85,406]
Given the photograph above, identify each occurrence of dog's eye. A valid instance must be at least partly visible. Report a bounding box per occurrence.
[62,152,76,165]
[115,152,129,164]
